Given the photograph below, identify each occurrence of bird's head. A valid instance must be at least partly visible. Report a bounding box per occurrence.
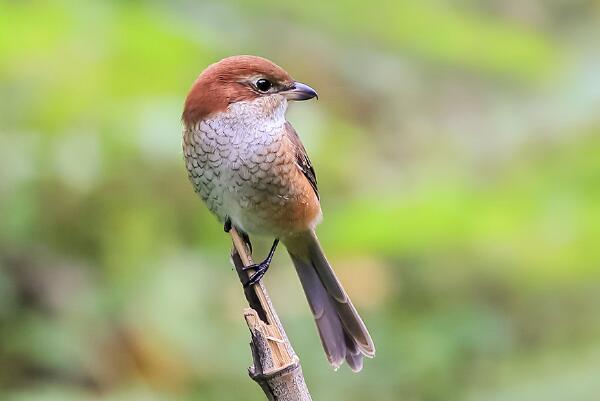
[182,55,317,126]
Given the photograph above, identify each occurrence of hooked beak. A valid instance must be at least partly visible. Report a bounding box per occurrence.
[282,81,318,101]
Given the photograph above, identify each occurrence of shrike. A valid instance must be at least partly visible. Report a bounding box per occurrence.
[182,55,374,371]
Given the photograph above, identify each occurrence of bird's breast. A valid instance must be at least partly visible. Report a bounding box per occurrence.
[183,105,321,237]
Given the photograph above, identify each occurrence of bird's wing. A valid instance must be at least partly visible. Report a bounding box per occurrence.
[284,122,319,200]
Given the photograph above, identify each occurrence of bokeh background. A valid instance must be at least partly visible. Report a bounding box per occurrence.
[1,1,600,400]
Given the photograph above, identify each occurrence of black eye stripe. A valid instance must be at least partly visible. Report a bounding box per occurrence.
[256,79,272,92]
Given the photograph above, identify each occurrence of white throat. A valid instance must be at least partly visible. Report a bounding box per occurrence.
[201,96,288,140]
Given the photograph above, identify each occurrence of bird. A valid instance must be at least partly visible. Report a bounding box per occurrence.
[182,55,375,372]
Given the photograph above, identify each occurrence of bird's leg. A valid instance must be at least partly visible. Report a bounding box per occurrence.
[225,219,253,253]
[242,239,280,287]
[240,231,253,254]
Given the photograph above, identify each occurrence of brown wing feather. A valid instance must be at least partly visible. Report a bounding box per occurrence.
[284,122,319,200]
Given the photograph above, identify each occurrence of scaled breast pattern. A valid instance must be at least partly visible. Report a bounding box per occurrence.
[183,99,300,236]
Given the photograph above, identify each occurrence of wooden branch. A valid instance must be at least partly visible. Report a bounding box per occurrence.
[229,228,312,401]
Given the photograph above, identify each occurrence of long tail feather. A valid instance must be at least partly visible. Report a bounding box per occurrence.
[286,231,375,372]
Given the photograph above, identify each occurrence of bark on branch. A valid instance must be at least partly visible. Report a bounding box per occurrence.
[229,228,312,401]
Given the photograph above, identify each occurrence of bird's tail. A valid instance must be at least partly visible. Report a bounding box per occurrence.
[285,231,375,372]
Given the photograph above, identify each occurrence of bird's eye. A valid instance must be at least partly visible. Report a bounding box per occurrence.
[255,79,273,92]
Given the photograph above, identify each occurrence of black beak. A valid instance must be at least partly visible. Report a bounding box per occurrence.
[283,81,318,101]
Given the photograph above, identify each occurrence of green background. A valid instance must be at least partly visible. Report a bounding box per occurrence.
[1,1,599,400]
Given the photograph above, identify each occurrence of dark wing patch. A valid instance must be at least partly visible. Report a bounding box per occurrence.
[284,122,319,200]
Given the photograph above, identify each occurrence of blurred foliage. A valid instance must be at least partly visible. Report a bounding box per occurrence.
[1,0,600,400]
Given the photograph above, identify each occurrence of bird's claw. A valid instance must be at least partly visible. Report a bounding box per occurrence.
[242,261,270,287]
[241,239,279,288]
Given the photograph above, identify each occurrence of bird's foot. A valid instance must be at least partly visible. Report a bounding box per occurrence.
[242,239,279,287]
[224,217,232,233]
